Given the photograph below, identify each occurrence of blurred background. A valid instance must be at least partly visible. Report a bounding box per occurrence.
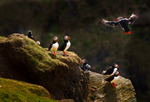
[0,0,150,101]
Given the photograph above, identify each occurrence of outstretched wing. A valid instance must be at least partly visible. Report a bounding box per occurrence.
[128,13,138,24]
[101,19,119,27]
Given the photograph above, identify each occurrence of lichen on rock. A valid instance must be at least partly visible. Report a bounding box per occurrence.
[88,71,137,102]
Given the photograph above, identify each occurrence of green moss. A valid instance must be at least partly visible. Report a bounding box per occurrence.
[48,51,81,67]
[0,78,56,102]
[3,34,69,73]
[0,36,7,43]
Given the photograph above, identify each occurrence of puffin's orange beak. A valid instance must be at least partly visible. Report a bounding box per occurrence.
[117,65,119,68]
[68,36,70,39]
[118,73,120,76]
[80,60,83,63]
[116,18,118,21]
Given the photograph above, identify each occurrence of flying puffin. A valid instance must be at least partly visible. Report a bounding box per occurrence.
[81,59,91,71]
[102,63,119,75]
[27,30,35,40]
[58,35,71,55]
[102,13,138,35]
[105,71,120,87]
[48,36,59,56]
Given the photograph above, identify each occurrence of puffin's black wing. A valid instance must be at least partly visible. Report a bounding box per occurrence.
[58,42,66,51]
[31,36,35,41]
[48,44,52,51]
[103,67,114,75]
[102,19,119,27]
[105,75,114,82]
[128,13,138,24]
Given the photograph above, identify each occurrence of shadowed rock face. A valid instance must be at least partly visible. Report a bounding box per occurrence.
[88,71,136,102]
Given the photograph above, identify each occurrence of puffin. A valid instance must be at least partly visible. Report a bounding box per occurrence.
[102,63,119,75]
[58,35,71,55]
[102,13,138,35]
[27,30,41,45]
[81,59,91,71]
[27,30,35,40]
[105,71,120,87]
[48,36,59,56]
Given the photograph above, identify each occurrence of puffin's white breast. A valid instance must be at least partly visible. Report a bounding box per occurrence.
[64,41,71,51]
[111,76,119,83]
[51,42,59,52]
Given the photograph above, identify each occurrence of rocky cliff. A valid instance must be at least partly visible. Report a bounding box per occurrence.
[88,72,136,102]
[0,34,136,102]
[0,33,88,102]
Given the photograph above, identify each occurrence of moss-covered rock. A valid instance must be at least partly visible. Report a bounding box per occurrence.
[0,33,137,102]
[88,71,136,102]
[0,78,55,102]
[0,33,88,102]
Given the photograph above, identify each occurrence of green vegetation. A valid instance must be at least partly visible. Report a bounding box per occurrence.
[2,34,69,73]
[0,78,56,102]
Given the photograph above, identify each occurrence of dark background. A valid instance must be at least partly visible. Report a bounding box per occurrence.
[0,0,150,101]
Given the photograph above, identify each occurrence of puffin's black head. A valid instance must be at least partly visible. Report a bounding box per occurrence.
[53,36,59,42]
[64,35,70,41]
[112,63,119,68]
[28,30,32,37]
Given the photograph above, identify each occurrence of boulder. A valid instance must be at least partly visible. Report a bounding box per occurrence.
[88,71,137,102]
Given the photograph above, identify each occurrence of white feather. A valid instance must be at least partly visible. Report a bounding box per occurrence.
[111,76,119,83]
[51,42,59,52]
[64,40,71,51]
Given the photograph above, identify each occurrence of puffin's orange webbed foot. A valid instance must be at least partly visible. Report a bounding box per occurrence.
[64,51,68,55]
[51,52,56,56]
[128,31,131,34]
[112,83,116,87]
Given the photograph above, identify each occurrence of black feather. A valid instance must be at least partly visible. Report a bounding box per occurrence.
[58,40,68,51]
[105,75,115,82]
[48,41,57,51]
[103,67,114,75]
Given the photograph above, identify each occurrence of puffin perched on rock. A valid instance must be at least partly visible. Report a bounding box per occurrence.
[27,30,41,45]
[102,13,138,35]
[58,35,71,55]
[81,59,91,72]
[48,36,59,56]
[27,30,35,40]
[105,71,120,87]
[102,63,119,75]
